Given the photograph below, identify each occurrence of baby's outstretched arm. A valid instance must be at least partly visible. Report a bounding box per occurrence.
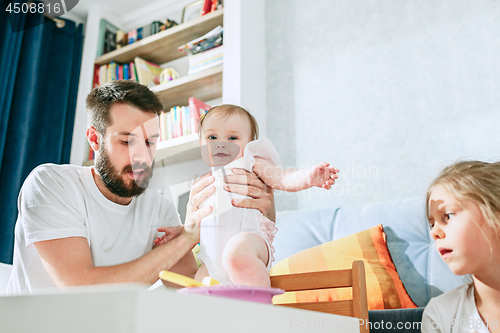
[306,162,339,190]
[253,158,338,192]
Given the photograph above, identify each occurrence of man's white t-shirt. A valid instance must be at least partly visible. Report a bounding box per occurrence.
[422,284,491,333]
[7,164,180,294]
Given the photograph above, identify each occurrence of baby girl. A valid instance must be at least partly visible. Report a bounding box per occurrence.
[159,104,338,287]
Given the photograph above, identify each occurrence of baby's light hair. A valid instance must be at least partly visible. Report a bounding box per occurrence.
[199,104,259,141]
[426,160,500,233]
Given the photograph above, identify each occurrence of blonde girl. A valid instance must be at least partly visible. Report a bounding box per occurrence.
[422,161,500,333]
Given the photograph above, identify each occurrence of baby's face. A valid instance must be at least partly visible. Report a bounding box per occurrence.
[200,113,252,166]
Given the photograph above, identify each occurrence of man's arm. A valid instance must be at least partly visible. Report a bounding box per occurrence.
[35,174,216,288]
[35,232,197,287]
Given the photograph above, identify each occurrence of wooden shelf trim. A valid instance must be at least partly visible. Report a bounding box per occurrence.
[155,134,201,166]
[95,9,224,66]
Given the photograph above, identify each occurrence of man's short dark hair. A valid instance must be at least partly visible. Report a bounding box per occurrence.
[86,80,164,135]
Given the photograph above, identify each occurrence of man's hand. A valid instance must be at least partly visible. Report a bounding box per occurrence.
[183,174,215,244]
[223,168,276,222]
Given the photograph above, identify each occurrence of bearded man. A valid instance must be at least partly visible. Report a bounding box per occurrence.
[7,81,276,294]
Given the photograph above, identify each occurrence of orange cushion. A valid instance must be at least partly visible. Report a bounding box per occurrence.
[270,224,417,310]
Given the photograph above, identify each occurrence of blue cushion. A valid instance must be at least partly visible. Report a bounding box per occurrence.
[274,197,465,307]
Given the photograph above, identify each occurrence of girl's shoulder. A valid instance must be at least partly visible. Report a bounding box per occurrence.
[422,284,474,332]
[430,283,471,304]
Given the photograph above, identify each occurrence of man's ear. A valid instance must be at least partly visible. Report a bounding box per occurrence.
[86,126,101,152]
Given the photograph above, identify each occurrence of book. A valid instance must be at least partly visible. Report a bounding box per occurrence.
[128,29,137,44]
[176,107,183,138]
[92,64,100,89]
[202,0,213,15]
[99,65,107,86]
[151,21,162,35]
[181,106,191,136]
[124,64,128,80]
[171,107,181,138]
[141,23,152,40]
[165,111,172,140]
[159,111,167,141]
[118,65,123,80]
[188,61,222,75]
[108,63,113,82]
[188,97,211,133]
[189,55,223,70]
[137,27,143,41]
[178,26,223,56]
[129,62,138,82]
[187,45,223,75]
[188,45,223,65]
[133,57,163,86]
[104,28,118,54]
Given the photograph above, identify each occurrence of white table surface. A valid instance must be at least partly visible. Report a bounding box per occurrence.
[0,283,360,333]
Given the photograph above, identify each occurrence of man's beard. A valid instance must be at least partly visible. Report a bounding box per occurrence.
[95,144,153,198]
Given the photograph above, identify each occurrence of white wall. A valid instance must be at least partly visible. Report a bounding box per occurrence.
[266,0,500,211]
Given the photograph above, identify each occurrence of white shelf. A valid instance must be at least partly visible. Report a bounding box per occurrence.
[150,66,222,111]
[83,135,201,168]
[154,134,201,166]
[81,9,224,167]
[95,10,224,65]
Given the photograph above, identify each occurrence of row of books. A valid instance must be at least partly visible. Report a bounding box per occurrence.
[118,19,178,48]
[187,45,223,75]
[179,25,223,56]
[93,57,164,88]
[93,62,137,88]
[96,18,178,58]
[159,98,211,141]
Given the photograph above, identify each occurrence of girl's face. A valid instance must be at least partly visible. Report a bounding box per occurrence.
[200,113,252,165]
[428,184,500,277]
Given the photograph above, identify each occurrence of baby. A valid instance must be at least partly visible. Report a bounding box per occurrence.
[158,104,338,287]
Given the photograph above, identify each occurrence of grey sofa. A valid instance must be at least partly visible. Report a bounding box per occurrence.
[273,197,465,333]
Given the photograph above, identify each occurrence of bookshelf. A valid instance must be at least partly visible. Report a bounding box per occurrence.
[95,10,223,66]
[85,9,224,166]
[70,1,266,170]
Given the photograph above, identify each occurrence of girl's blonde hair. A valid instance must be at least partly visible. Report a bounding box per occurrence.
[426,160,500,233]
[199,104,259,141]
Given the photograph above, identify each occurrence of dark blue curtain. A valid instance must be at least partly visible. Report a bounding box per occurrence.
[0,6,83,264]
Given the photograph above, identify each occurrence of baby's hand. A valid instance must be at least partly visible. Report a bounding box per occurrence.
[154,226,183,247]
[306,162,339,190]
